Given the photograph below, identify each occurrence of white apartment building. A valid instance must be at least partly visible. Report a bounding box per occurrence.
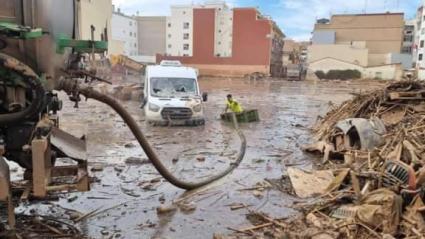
[166,5,194,56]
[111,8,138,56]
[165,1,233,57]
[214,4,233,57]
[416,2,425,79]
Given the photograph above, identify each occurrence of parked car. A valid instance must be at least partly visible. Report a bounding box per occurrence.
[142,61,207,126]
[286,64,305,81]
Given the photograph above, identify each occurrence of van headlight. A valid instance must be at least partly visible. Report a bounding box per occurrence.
[193,103,202,112]
[148,103,160,112]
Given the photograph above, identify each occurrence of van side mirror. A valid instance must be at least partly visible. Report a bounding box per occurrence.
[202,92,208,102]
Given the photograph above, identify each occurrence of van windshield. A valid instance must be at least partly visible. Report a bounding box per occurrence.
[150,77,198,98]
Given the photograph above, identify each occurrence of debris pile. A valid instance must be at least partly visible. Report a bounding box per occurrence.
[0,215,83,238]
[221,81,425,238]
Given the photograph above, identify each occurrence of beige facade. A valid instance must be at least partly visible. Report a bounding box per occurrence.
[314,13,404,67]
[136,16,167,59]
[77,0,112,43]
[309,58,402,80]
[309,58,364,73]
[308,44,369,66]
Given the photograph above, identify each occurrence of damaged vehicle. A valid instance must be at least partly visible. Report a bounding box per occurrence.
[142,60,207,126]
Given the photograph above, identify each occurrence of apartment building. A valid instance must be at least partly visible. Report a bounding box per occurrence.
[309,13,405,80]
[158,2,285,77]
[415,3,425,79]
[312,13,404,66]
[403,20,415,55]
[136,16,166,63]
[111,7,138,56]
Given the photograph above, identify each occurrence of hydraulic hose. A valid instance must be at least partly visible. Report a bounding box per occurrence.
[0,53,45,125]
[58,79,246,190]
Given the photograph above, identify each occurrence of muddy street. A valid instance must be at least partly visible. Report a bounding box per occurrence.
[10,78,384,238]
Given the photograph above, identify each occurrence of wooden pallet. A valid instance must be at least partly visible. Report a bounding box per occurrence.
[389,90,425,100]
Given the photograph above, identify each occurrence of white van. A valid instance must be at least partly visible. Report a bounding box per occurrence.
[142,61,207,126]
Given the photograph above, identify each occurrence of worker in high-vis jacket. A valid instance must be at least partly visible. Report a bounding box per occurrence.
[225,94,243,113]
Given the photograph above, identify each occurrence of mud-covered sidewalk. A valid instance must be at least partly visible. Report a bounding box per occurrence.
[7,78,385,238]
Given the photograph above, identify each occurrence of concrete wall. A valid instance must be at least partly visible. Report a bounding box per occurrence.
[308,44,369,66]
[78,0,112,43]
[364,64,403,80]
[309,58,363,73]
[136,16,166,56]
[186,64,269,77]
[309,57,402,80]
[111,13,138,56]
[387,53,413,69]
[157,8,274,76]
[312,30,335,44]
[368,54,388,66]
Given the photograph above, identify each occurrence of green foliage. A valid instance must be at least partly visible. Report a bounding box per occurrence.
[315,69,362,80]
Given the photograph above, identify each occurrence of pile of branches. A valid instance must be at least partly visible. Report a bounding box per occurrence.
[314,80,425,141]
[0,214,83,239]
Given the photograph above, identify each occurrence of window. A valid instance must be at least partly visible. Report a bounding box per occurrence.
[402,46,412,54]
[404,35,413,42]
[419,54,423,61]
[183,11,186,14]
[129,21,132,26]
[168,44,172,48]
[168,34,171,38]
[183,33,189,40]
[421,40,424,48]
[130,32,132,37]
[134,43,136,47]
[168,23,171,27]
[218,41,221,45]
[183,22,189,29]
[183,44,189,50]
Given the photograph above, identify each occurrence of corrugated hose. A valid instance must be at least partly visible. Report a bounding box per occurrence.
[57,79,246,190]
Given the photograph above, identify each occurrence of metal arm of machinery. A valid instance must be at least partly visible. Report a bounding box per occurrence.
[57,78,247,190]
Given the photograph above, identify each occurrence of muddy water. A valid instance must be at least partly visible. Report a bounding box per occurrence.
[17,78,384,238]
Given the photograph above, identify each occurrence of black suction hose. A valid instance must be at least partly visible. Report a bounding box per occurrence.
[58,79,246,190]
[0,53,45,124]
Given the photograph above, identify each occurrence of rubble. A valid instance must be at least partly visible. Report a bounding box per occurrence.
[223,81,425,238]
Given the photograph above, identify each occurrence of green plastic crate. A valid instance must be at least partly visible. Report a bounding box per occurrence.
[220,109,260,123]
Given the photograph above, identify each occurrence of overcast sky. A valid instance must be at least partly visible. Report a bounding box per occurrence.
[112,0,420,41]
